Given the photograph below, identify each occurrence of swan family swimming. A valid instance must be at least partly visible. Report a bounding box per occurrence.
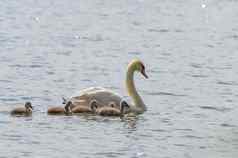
[10,59,148,117]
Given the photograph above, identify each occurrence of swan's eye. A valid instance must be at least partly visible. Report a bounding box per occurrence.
[110,104,114,107]
[139,63,145,72]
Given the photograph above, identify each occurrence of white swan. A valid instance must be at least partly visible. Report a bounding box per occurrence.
[68,59,148,114]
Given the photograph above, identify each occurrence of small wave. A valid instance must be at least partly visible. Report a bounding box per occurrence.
[148,69,167,74]
[132,21,141,26]
[56,51,72,56]
[20,96,33,100]
[205,44,215,48]
[3,133,23,139]
[0,79,12,83]
[0,98,18,102]
[199,105,231,112]
[225,34,238,40]
[82,35,104,42]
[199,146,207,149]
[174,29,183,33]
[217,81,238,86]
[192,113,208,118]
[29,64,42,68]
[99,13,109,17]
[175,128,193,131]
[9,64,26,68]
[128,51,141,55]
[148,28,169,33]
[183,135,203,139]
[9,64,42,68]
[151,129,168,132]
[80,79,92,82]
[220,123,236,128]
[206,66,232,70]
[189,63,203,68]
[146,91,187,97]
[225,99,233,103]
[174,143,188,147]
[191,74,208,78]
[95,152,124,158]
[46,71,55,75]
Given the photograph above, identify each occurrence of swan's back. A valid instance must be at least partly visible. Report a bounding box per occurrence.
[70,87,122,109]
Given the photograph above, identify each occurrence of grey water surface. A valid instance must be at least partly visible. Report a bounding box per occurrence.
[0,0,238,157]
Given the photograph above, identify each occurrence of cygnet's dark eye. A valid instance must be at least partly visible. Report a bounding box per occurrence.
[110,104,114,107]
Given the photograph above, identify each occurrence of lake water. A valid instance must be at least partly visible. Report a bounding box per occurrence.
[0,0,238,157]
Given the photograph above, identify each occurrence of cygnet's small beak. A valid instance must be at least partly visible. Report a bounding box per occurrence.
[62,97,67,104]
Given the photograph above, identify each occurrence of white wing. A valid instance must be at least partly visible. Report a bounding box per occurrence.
[69,87,123,108]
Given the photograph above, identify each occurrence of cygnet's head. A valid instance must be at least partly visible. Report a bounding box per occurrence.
[90,100,98,111]
[64,101,73,113]
[120,100,130,114]
[25,102,33,110]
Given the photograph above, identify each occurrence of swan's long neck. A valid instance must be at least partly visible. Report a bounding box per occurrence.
[126,67,146,113]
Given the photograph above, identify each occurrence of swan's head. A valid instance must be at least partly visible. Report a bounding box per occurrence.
[25,102,33,110]
[129,59,148,79]
[90,100,98,111]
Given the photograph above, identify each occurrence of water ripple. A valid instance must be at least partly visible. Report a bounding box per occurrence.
[190,74,209,78]
[148,28,169,33]
[199,105,231,112]
[145,91,187,97]
[0,79,12,83]
[217,81,238,86]
[128,51,141,55]
[182,135,203,139]
[220,123,236,128]
[189,63,203,69]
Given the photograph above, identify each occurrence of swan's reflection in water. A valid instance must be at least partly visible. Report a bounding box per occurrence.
[121,115,149,158]
[122,115,139,130]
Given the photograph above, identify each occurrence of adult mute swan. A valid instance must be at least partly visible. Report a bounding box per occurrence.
[68,59,148,114]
